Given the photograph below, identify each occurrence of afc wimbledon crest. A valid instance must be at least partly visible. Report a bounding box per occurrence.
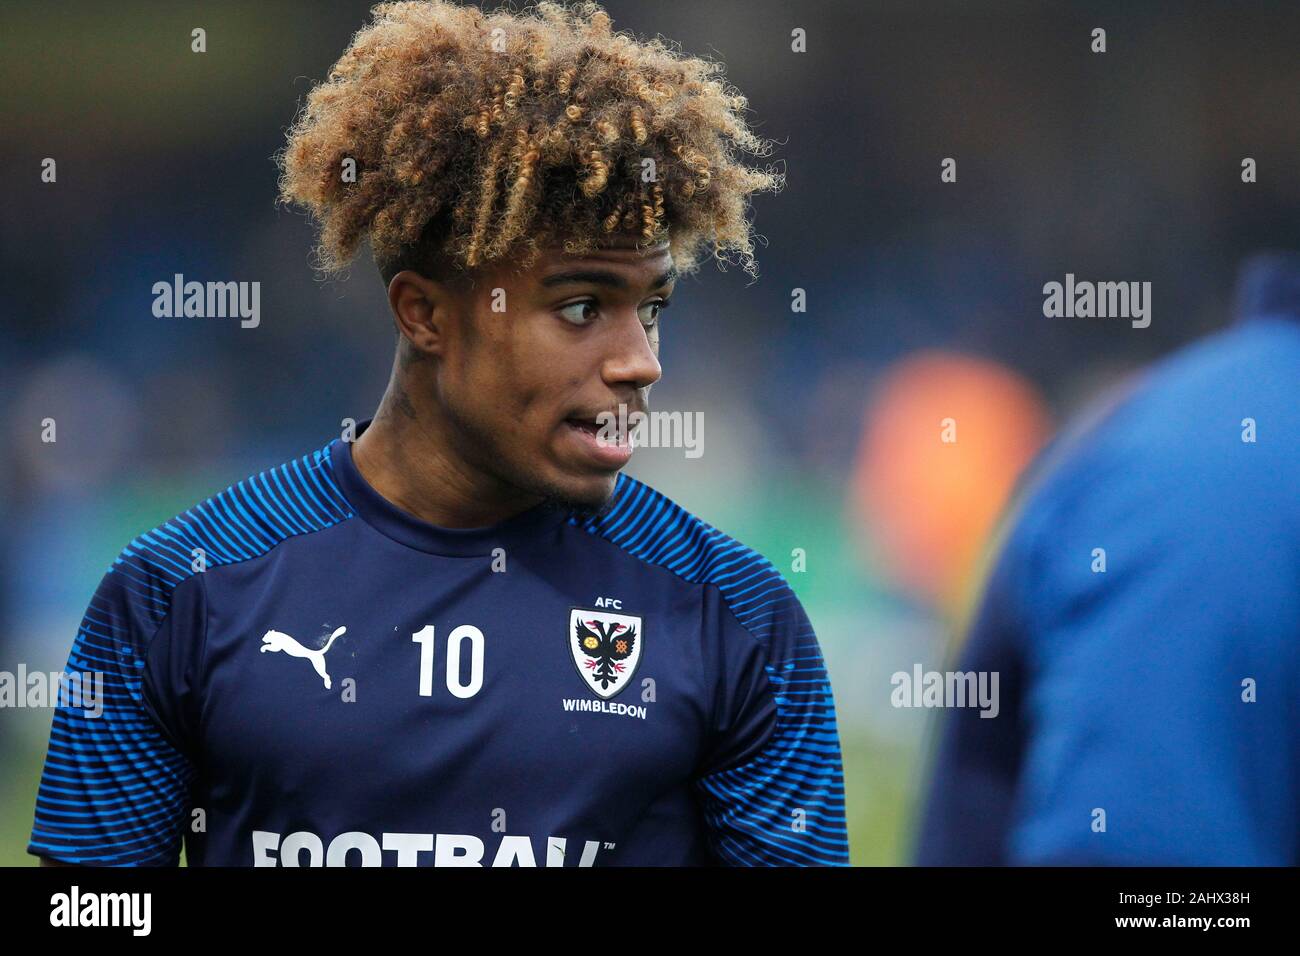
[570,608,642,699]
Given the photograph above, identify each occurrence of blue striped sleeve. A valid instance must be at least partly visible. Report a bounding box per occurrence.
[695,579,850,866]
[27,548,199,865]
[27,441,353,865]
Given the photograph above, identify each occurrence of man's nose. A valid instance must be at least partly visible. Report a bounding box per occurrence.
[601,312,662,392]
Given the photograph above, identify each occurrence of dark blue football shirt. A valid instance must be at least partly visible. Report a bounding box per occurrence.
[29,421,849,866]
[916,252,1300,865]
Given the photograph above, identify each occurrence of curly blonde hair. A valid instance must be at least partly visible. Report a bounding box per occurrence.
[276,0,783,285]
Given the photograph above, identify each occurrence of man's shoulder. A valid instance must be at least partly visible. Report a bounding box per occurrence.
[1016,318,1300,539]
[989,317,1300,639]
[100,437,354,622]
[570,473,805,641]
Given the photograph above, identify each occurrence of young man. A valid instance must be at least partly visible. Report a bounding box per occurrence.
[29,1,849,866]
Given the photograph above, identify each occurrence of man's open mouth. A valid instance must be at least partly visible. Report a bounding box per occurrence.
[564,414,631,446]
[565,417,604,437]
[561,413,636,467]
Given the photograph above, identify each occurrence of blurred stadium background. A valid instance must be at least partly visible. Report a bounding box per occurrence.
[1,0,1297,865]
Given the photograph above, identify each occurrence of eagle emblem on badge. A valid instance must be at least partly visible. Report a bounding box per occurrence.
[569,608,642,699]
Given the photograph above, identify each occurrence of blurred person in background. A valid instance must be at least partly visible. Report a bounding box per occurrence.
[916,251,1300,865]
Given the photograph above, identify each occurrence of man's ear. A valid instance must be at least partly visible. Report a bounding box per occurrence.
[387,269,457,357]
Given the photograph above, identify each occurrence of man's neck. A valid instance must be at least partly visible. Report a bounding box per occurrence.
[351,392,543,529]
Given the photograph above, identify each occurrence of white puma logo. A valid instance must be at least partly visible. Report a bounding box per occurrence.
[260,626,347,689]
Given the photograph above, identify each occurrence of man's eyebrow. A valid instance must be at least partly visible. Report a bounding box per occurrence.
[540,267,678,291]
[655,267,679,290]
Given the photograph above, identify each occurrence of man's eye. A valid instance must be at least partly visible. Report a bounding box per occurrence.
[639,299,671,328]
[558,301,599,326]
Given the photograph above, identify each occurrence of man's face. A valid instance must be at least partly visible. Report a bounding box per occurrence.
[435,235,675,512]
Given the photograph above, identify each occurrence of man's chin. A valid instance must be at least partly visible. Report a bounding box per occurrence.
[536,471,620,520]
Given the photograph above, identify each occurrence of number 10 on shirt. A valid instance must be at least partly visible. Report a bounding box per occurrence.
[412,625,486,699]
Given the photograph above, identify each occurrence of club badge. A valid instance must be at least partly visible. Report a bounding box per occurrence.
[569,608,642,699]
